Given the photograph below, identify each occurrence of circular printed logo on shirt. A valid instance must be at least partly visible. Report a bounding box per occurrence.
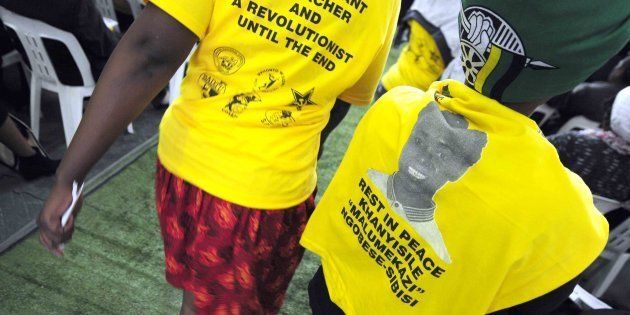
[254,69,286,93]
[213,47,246,75]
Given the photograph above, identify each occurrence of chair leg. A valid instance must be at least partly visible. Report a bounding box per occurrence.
[570,285,612,310]
[29,76,42,139]
[593,253,630,297]
[22,65,31,86]
[59,89,84,147]
[168,63,185,104]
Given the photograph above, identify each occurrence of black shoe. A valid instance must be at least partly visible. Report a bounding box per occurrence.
[151,88,169,110]
[16,149,60,181]
[375,84,388,100]
[0,114,60,180]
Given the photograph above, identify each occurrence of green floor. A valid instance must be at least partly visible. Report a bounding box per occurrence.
[0,151,179,314]
[0,106,364,314]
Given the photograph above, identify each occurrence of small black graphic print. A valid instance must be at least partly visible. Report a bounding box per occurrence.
[214,47,246,75]
[290,88,316,111]
[198,73,227,98]
[255,69,286,93]
[261,110,296,127]
[222,92,261,118]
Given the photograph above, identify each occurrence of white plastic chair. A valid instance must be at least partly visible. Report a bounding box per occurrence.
[593,195,624,215]
[95,0,121,33]
[1,49,29,83]
[1,49,21,67]
[168,46,196,105]
[569,285,612,310]
[168,62,186,105]
[531,104,559,127]
[0,8,132,146]
[592,205,630,297]
[2,47,33,93]
[558,116,600,134]
[126,0,144,18]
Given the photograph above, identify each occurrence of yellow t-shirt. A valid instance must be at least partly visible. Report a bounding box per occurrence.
[381,20,445,91]
[301,80,609,314]
[152,0,400,208]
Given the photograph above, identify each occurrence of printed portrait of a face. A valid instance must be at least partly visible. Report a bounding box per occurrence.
[369,102,487,264]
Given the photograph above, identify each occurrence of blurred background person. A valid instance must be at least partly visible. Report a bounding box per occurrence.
[549,87,630,227]
[0,0,119,83]
[544,50,630,134]
[376,0,463,98]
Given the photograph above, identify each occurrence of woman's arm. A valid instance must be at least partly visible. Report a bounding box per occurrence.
[38,3,197,255]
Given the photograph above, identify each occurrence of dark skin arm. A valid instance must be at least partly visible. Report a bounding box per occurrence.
[38,3,197,256]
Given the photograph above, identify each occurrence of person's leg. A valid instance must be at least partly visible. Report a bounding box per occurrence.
[374,84,388,100]
[156,157,318,314]
[308,266,344,315]
[0,113,36,157]
[319,99,351,159]
[256,192,316,314]
[179,290,195,315]
[155,161,199,313]
[181,193,315,314]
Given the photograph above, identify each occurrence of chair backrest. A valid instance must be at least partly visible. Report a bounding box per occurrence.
[1,49,21,68]
[0,7,95,87]
[558,116,600,134]
[593,194,630,253]
[531,104,558,127]
[608,213,630,254]
[569,285,612,310]
[95,0,118,24]
[593,195,622,215]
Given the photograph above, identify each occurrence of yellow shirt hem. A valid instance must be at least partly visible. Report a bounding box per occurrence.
[157,146,316,210]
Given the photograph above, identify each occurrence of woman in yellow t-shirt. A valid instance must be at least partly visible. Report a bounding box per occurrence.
[35,0,401,314]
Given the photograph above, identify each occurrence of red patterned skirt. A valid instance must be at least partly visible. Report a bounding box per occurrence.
[155,159,315,314]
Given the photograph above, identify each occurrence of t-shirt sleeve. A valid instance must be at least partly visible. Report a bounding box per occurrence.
[149,0,214,39]
[338,1,400,106]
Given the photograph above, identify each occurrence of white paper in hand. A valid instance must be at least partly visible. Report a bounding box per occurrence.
[59,181,84,250]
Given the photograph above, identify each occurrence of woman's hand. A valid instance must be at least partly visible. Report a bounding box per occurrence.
[37,179,83,256]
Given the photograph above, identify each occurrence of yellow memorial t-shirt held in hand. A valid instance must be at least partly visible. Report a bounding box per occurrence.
[151,0,400,208]
[301,81,608,314]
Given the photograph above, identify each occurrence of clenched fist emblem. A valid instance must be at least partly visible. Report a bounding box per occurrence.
[465,12,495,55]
